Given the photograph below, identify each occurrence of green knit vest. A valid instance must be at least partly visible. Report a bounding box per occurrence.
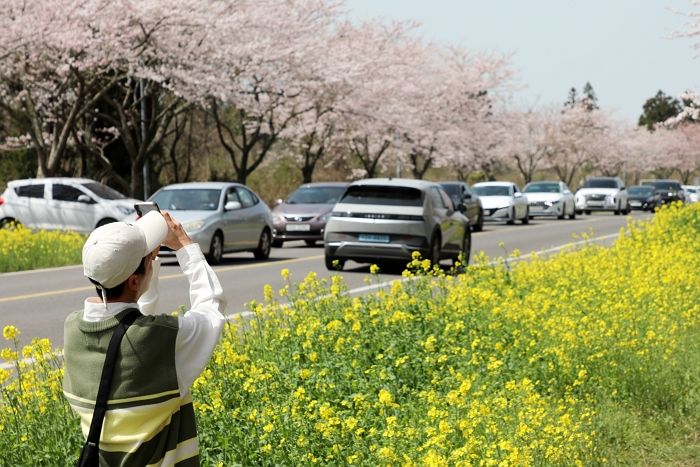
[63,309,200,467]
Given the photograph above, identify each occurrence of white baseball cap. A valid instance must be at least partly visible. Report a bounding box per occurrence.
[83,211,168,289]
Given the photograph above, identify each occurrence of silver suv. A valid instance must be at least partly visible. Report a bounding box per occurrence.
[323,178,471,270]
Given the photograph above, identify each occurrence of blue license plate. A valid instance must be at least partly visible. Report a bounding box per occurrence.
[358,233,390,243]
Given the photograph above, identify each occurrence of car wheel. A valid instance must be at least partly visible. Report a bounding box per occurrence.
[207,231,224,265]
[304,240,316,247]
[568,204,576,220]
[429,232,441,267]
[473,209,484,232]
[96,218,117,228]
[614,202,621,215]
[575,209,582,215]
[557,206,566,220]
[0,217,17,229]
[506,208,516,225]
[272,239,284,248]
[453,228,472,268]
[324,255,345,271]
[521,208,529,224]
[584,210,591,215]
[253,229,271,260]
[623,202,631,215]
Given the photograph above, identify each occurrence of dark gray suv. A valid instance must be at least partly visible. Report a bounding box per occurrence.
[324,178,471,270]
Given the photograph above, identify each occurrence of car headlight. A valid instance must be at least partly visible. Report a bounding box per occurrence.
[272,214,284,223]
[183,220,205,232]
[545,199,560,207]
[117,205,135,215]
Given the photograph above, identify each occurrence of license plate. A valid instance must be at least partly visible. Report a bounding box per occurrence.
[286,224,311,232]
[588,201,603,206]
[630,201,641,207]
[358,233,390,243]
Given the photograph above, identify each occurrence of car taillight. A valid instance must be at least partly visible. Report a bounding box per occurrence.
[0,196,4,206]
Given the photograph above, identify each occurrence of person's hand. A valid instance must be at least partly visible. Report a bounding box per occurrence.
[161,211,193,251]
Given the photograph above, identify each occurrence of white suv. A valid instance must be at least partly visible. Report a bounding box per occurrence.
[575,176,630,215]
[0,178,140,233]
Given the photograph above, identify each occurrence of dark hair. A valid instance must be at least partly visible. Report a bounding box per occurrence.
[90,256,148,300]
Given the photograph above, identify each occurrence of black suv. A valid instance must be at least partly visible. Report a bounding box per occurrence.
[641,180,686,206]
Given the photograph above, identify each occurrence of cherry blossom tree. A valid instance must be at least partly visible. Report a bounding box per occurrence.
[501,108,555,184]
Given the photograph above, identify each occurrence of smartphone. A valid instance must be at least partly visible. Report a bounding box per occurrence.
[134,201,160,217]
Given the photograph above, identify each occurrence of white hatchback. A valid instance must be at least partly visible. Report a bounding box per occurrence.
[0,178,139,233]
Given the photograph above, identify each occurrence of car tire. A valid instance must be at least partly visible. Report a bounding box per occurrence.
[453,229,472,268]
[521,208,529,224]
[207,231,224,265]
[272,239,284,248]
[429,232,441,267]
[584,210,591,215]
[473,209,484,232]
[96,218,117,228]
[0,217,17,229]
[614,202,621,215]
[575,209,582,215]
[324,255,345,271]
[506,208,516,225]
[304,240,316,247]
[253,229,271,260]
[623,203,631,215]
[557,206,566,220]
[568,205,576,220]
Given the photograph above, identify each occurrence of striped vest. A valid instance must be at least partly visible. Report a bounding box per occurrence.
[63,309,200,467]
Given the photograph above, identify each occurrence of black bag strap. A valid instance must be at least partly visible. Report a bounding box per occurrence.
[81,308,142,465]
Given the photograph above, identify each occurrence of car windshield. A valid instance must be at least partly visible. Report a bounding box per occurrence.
[644,181,681,191]
[440,184,461,197]
[686,187,698,193]
[628,186,654,195]
[583,179,617,189]
[287,186,346,204]
[340,185,423,206]
[151,188,221,211]
[81,182,127,200]
[473,185,511,197]
[523,183,560,193]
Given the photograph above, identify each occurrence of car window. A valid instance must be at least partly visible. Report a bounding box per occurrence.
[236,187,257,208]
[151,189,220,211]
[16,184,45,198]
[429,187,448,210]
[340,185,423,206]
[628,186,654,195]
[439,188,454,210]
[583,179,617,189]
[81,182,127,200]
[52,184,88,202]
[287,186,346,204]
[524,183,561,193]
[226,188,240,204]
[473,185,511,197]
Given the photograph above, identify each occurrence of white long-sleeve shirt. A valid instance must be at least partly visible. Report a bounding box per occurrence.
[83,244,227,397]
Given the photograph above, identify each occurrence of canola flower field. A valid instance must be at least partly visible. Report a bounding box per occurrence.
[1,203,699,465]
[0,223,84,272]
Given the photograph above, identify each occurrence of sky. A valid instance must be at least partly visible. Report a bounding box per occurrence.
[345,0,700,124]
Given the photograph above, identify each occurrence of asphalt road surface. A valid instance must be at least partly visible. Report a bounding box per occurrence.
[0,211,652,347]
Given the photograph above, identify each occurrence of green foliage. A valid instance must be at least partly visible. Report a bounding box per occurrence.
[638,90,682,131]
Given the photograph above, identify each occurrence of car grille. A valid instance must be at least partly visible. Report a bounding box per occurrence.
[586,194,606,201]
[284,215,314,222]
[530,201,547,207]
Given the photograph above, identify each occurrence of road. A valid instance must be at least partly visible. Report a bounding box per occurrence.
[0,212,651,347]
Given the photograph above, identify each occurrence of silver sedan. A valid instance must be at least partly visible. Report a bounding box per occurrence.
[149,182,273,264]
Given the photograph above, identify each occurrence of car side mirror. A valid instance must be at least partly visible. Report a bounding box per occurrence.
[224,201,242,211]
[77,194,94,204]
[464,193,472,199]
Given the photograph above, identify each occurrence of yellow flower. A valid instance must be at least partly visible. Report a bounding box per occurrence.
[370,264,380,274]
[2,325,19,341]
[280,268,290,280]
